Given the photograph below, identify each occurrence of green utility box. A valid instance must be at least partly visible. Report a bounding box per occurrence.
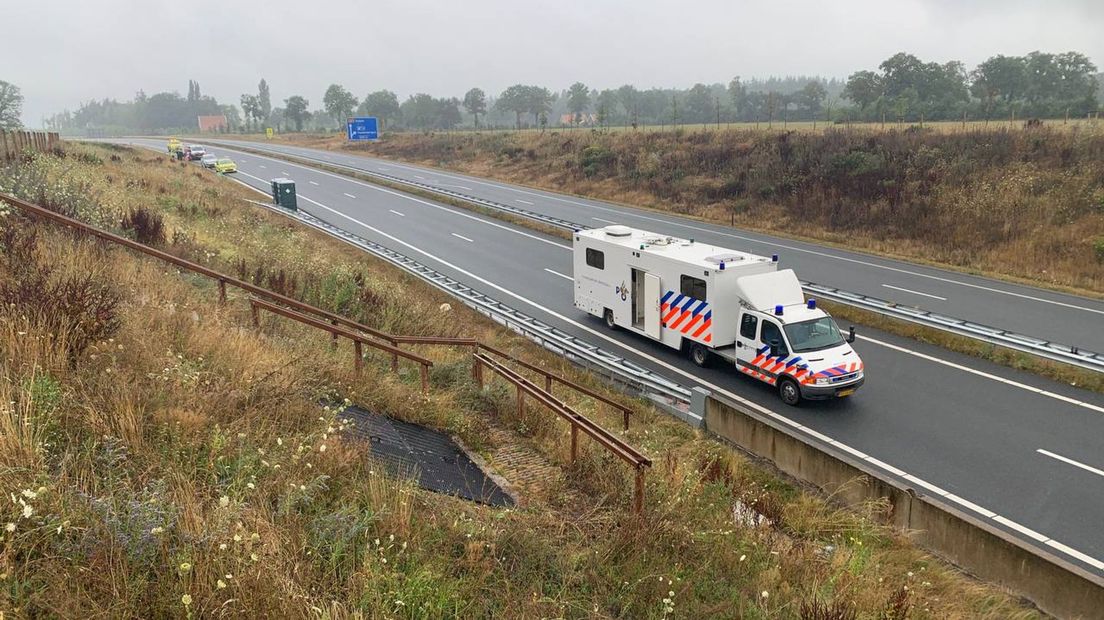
[271,178,297,210]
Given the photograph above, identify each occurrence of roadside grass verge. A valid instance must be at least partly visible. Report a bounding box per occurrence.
[0,144,1039,617]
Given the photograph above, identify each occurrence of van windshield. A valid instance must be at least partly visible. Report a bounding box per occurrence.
[784,317,844,353]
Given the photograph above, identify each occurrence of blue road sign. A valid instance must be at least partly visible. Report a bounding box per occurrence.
[347,117,379,141]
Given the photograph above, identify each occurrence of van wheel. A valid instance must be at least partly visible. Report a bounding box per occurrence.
[689,343,710,367]
[604,309,616,330]
[778,378,802,407]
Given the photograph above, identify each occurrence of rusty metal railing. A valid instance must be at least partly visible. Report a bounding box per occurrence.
[472,352,651,513]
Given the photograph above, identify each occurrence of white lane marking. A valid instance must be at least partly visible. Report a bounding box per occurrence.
[592,217,618,224]
[544,268,573,281]
[106,155,1104,575]
[859,334,1104,415]
[302,148,1104,317]
[378,167,389,171]
[440,183,472,190]
[259,165,267,169]
[516,199,535,205]
[881,284,947,301]
[388,210,405,217]
[309,180,319,186]
[1037,449,1104,479]
[282,171,290,176]
[944,494,997,518]
[343,192,356,199]
[414,175,426,180]
[221,147,571,251]
[451,232,473,243]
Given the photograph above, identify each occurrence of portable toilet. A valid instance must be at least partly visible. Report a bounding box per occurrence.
[271,178,297,210]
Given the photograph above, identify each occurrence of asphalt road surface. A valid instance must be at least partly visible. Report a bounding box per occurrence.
[112,138,1104,576]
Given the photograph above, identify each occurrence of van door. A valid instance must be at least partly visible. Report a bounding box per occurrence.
[644,273,662,339]
[735,311,760,367]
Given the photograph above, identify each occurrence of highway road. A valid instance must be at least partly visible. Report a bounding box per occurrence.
[208,138,1104,356]
[114,138,1104,576]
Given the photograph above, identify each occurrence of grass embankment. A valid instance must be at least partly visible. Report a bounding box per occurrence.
[260,126,1104,296]
[0,144,1038,617]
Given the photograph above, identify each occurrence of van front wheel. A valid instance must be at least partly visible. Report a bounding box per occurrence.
[604,309,616,330]
[778,378,802,406]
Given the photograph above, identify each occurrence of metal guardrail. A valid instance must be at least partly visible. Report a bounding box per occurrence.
[281,207,693,406]
[207,141,1104,374]
[803,281,1104,373]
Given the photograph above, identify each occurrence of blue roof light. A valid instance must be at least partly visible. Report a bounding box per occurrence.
[774,304,784,315]
[807,299,816,310]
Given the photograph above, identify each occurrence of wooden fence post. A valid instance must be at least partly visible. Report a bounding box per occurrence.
[218,279,227,303]
[516,385,524,418]
[353,340,363,376]
[250,301,260,328]
[420,364,429,395]
[570,424,578,464]
[634,467,645,515]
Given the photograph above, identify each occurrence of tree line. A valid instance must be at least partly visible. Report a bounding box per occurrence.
[35,49,1104,134]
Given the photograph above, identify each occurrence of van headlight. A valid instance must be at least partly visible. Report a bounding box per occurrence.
[815,377,830,385]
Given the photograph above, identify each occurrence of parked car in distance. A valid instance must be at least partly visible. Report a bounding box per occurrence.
[201,154,218,168]
[186,144,206,161]
[213,158,237,174]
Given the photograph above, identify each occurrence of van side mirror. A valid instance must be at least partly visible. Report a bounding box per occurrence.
[768,339,782,357]
[846,326,856,344]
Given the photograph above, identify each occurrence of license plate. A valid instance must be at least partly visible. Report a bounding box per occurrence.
[836,388,855,398]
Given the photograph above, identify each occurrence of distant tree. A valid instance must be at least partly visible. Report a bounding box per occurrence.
[524,86,553,127]
[566,82,590,124]
[439,97,462,129]
[323,84,358,128]
[0,80,24,129]
[728,76,747,120]
[616,84,639,124]
[358,90,401,129]
[399,94,437,129]
[843,70,883,112]
[495,84,529,128]
[257,79,272,123]
[594,89,619,125]
[970,55,1028,107]
[240,94,261,131]
[284,95,309,131]
[684,83,713,123]
[795,81,827,119]
[220,104,242,131]
[462,88,486,127]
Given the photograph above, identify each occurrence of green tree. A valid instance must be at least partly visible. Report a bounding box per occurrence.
[495,84,529,128]
[220,104,242,131]
[0,80,23,129]
[684,83,713,123]
[257,79,272,123]
[284,95,309,131]
[796,81,827,119]
[616,84,639,124]
[240,94,261,131]
[727,76,747,120]
[462,88,486,127]
[970,55,1028,106]
[843,70,883,112]
[438,97,462,129]
[358,90,401,129]
[524,86,553,127]
[323,84,358,128]
[566,82,590,125]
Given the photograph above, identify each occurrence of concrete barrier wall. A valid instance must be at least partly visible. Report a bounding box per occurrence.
[703,393,1104,619]
[0,130,60,161]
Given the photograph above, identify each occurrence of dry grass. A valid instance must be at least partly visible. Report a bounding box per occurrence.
[0,144,1041,618]
[255,124,1104,296]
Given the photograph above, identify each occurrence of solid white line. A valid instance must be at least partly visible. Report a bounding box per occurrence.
[388,209,405,217]
[859,334,1104,415]
[451,233,473,242]
[239,150,572,251]
[1046,540,1104,571]
[1037,449,1104,479]
[592,217,618,224]
[309,180,319,186]
[516,199,535,205]
[414,175,425,179]
[378,167,389,171]
[259,164,266,169]
[544,268,573,281]
[882,283,947,301]
[282,171,290,176]
[992,515,1049,542]
[944,494,997,518]
[343,192,356,199]
[440,184,473,190]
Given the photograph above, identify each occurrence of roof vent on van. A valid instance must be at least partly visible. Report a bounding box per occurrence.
[705,253,744,265]
[604,225,632,237]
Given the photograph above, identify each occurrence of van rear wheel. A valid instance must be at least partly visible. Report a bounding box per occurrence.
[689,343,710,367]
[778,377,802,406]
[604,309,616,330]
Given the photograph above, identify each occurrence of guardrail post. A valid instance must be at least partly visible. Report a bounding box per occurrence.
[634,467,645,515]
[544,374,553,394]
[250,300,260,328]
[570,424,578,464]
[391,351,399,373]
[218,279,227,304]
[622,409,630,431]
[353,340,363,376]
[516,385,524,418]
[471,357,483,386]
[420,364,429,395]
[330,320,339,349]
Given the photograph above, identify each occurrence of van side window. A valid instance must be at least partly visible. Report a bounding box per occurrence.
[585,248,604,270]
[680,275,707,300]
[740,314,758,340]
[760,320,788,356]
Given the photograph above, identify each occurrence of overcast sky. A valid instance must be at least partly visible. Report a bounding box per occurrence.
[5,0,1102,125]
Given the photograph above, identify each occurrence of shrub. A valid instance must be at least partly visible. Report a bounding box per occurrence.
[1095,237,1104,263]
[120,207,165,245]
[579,145,616,178]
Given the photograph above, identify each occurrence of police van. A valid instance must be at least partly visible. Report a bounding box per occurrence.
[573,225,864,405]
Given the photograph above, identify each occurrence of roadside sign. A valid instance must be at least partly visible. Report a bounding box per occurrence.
[347,117,379,141]
[265,127,274,139]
